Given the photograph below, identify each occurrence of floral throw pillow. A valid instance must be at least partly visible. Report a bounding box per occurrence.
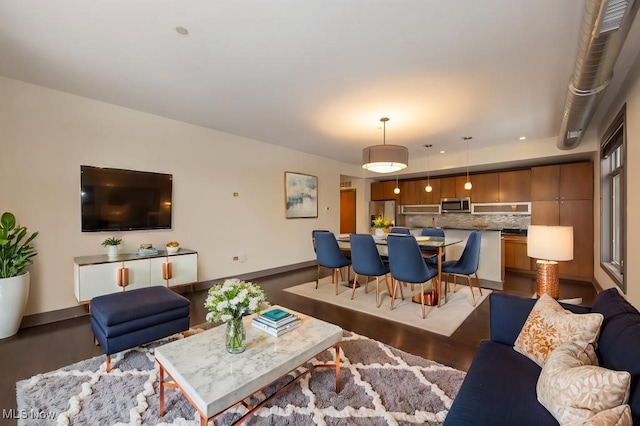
[536,342,631,425]
[513,294,603,367]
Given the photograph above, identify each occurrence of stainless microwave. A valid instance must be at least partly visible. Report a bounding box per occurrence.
[441,197,471,213]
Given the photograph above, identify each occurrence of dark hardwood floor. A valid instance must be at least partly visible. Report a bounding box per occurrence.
[0,268,596,425]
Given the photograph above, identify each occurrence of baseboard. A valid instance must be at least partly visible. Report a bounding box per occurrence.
[20,260,317,329]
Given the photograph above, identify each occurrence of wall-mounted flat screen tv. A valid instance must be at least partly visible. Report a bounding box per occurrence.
[81,165,173,232]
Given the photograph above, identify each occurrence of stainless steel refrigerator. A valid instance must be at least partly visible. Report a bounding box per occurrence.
[369,200,396,228]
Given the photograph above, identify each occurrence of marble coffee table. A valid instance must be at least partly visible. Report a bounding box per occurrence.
[155,306,343,425]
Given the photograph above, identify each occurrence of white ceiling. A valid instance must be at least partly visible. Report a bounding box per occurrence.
[1,1,638,174]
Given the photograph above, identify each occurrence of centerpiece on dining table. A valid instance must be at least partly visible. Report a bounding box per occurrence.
[204,278,267,353]
[372,216,393,237]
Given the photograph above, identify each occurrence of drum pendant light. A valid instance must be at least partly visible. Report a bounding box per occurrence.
[424,144,433,192]
[463,136,472,190]
[362,117,409,173]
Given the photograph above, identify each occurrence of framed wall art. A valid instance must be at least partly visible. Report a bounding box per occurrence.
[284,172,318,218]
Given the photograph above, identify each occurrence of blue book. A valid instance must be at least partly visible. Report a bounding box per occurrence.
[259,308,296,326]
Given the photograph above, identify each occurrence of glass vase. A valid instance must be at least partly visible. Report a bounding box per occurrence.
[225,318,246,354]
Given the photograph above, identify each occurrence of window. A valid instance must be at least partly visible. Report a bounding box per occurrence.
[600,106,626,291]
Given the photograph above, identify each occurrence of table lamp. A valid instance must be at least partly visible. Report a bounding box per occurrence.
[527,225,574,299]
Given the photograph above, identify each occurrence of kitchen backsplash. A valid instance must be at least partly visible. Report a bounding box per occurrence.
[402,213,530,230]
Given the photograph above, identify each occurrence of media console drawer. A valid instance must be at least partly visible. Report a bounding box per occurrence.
[73,250,198,303]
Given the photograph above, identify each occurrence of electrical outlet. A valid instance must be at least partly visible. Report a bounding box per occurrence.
[238,254,247,263]
[232,256,239,262]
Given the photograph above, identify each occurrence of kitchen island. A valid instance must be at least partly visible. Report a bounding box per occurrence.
[441,228,503,290]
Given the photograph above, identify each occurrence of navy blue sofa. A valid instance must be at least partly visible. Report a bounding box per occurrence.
[445,290,640,425]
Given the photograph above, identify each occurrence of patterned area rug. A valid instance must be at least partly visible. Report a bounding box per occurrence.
[285,276,491,337]
[16,330,465,425]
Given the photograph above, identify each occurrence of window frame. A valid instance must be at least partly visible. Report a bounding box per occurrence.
[599,105,626,291]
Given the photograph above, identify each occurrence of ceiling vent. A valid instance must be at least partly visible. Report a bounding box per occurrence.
[557,0,639,150]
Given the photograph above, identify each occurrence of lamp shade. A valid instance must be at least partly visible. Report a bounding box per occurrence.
[362,144,409,173]
[527,225,574,261]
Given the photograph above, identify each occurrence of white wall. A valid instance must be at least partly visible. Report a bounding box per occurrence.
[0,76,358,315]
[592,49,640,307]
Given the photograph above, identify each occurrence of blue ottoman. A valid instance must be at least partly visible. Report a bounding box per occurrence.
[90,286,190,371]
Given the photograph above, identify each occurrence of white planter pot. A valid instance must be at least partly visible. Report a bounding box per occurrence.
[374,228,385,237]
[107,245,119,258]
[0,271,30,339]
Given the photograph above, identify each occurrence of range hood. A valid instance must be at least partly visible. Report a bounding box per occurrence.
[557,0,639,150]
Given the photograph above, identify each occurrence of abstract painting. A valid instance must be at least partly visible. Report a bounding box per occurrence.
[285,172,318,218]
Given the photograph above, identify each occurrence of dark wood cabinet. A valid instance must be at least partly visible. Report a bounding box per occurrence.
[371,181,398,201]
[422,178,441,204]
[440,177,457,199]
[469,173,500,202]
[499,170,531,202]
[530,162,593,280]
[503,235,532,271]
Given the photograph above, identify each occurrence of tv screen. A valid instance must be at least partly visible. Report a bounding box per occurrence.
[80,165,172,232]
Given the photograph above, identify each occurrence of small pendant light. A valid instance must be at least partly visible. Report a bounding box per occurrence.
[463,136,472,190]
[424,144,433,192]
[393,175,400,194]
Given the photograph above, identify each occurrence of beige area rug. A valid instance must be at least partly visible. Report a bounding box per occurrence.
[284,276,491,337]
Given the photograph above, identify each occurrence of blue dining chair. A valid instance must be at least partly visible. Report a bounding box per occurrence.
[313,231,351,294]
[389,227,411,235]
[387,234,439,319]
[420,228,445,265]
[441,230,482,306]
[349,234,391,307]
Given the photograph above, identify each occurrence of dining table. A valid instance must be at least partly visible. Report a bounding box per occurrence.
[337,234,463,306]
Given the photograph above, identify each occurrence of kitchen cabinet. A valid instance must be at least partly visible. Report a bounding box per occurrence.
[371,181,398,201]
[422,178,441,204]
[503,235,532,271]
[499,170,531,202]
[441,176,471,199]
[74,250,198,303]
[398,180,423,205]
[531,162,593,201]
[530,161,593,280]
[531,199,593,279]
[399,179,441,205]
[470,173,500,202]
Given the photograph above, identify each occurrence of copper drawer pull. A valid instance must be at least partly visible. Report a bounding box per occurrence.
[117,267,129,287]
[162,262,173,280]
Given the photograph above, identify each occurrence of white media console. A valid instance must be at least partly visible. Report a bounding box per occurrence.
[74,249,198,303]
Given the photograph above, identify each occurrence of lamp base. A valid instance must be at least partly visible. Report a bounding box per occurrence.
[536,260,559,299]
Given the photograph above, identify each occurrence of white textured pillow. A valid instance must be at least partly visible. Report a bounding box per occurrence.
[514,294,603,366]
[537,342,631,425]
[580,405,632,426]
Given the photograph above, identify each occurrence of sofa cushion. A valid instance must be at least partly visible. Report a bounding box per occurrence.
[444,341,558,426]
[590,288,640,424]
[537,342,630,425]
[514,294,603,367]
[582,405,632,426]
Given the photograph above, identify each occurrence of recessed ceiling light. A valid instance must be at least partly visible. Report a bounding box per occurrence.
[175,26,189,35]
[439,150,445,154]
[519,136,526,140]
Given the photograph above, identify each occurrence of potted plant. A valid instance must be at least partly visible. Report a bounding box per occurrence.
[0,212,38,339]
[372,216,393,237]
[101,237,122,258]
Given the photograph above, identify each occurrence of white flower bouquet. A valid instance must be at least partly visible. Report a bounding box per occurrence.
[204,278,267,323]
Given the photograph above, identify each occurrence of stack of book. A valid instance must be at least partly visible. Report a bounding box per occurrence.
[252,308,301,337]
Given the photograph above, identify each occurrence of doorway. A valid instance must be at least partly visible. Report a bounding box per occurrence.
[340,189,356,234]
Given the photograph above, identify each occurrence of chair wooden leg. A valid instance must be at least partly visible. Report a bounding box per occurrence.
[475,272,483,295]
[351,273,359,300]
[398,280,405,300]
[363,276,370,294]
[316,265,321,289]
[467,275,476,306]
[384,274,392,296]
[375,276,382,308]
[391,279,398,310]
[106,355,111,373]
[334,269,339,295]
[453,275,458,292]
[420,283,426,319]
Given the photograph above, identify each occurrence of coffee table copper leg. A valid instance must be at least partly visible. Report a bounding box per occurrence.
[159,365,165,416]
[335,343,341,393]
